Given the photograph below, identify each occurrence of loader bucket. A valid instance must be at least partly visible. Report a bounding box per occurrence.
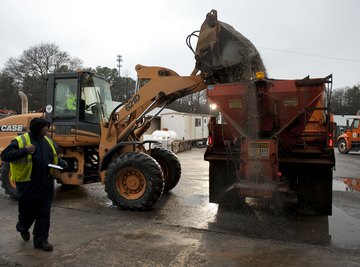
[195,10,266,82]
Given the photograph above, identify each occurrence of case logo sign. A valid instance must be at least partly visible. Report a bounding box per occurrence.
[0,125,24,132]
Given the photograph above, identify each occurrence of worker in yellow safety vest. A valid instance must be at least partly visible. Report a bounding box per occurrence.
[1,118,68,252]
[66,92,76,111]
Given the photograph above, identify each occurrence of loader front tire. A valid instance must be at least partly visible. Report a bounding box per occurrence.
[151,147,181,192]
[0,162,17,200]
[105,152,164,211]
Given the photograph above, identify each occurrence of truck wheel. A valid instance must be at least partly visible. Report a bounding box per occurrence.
[297,166,332,215]
[105,152,164,211]
[0,162,17,200]
[151,147,181,192]
[337,139,349,154]
[209,160,246,209]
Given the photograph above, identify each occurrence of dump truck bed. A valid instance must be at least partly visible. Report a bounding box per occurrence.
[204,75,335,215]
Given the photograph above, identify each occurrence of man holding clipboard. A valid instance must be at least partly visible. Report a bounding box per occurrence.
[1,118,67,251]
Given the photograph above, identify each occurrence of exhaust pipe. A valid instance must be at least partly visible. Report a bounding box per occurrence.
[18,91,28,114]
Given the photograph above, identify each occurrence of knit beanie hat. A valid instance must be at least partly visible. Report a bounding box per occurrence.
[29,118,51,135]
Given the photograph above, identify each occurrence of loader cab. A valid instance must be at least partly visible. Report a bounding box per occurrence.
[45,72,113,144]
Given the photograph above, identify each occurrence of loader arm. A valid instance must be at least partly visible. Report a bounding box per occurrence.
[116,65,206,142]
[98,65,207,163]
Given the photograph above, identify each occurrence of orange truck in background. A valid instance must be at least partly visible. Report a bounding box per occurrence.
[337,118,360,154]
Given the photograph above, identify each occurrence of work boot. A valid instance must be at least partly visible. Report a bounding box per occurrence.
[34,240,53,252]
[20,230,30,241]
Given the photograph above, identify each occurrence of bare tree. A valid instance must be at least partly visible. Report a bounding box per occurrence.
[3,42,83,110]
[331,85,360,115]
[111,76,136,102]
[92,66,136,103]
[95,66,118,80]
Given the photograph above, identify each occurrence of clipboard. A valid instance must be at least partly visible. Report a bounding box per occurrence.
[48,163,63,170]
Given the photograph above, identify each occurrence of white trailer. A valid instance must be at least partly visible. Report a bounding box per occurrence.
[160,112,210,140]
[142,110,213,153]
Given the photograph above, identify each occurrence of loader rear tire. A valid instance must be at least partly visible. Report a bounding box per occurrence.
[105,152,164,211]
[0,162,17,200]
[151,147,181,192]
[337,139,349,154]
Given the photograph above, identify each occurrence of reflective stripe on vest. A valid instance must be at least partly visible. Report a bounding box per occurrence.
[10,133,58,182]
[10,134,32,182]
[44,136,58,175]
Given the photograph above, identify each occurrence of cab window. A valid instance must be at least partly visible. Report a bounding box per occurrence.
[80,85,102,124]
[53,78,77,117]
[353,120,359,129]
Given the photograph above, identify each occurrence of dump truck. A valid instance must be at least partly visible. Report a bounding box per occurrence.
[337,118,360,154]
[204,75,335,215]
[193,10,335,215]
[0,10,335,214]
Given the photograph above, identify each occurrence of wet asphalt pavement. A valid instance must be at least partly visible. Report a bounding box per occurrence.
[0,148,360,266]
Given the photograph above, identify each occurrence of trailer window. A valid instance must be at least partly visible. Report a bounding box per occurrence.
[195,118,201,127]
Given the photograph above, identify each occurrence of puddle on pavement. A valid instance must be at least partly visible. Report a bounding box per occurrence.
[329,206,360,249]
[333,177,360,192]
[51,179,360,249]
[54,184,113,209]
[208,199,360,250]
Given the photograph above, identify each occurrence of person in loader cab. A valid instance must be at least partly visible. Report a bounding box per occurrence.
[66,92,76,111]
[0,118,68,252]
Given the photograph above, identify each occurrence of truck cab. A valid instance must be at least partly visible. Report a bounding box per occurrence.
[337,118,360,154]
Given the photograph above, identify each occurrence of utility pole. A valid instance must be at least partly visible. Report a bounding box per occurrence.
[117,55,123,78]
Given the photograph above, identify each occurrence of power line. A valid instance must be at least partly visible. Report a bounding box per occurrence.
[258,46,360,63]
[117,55,123,77]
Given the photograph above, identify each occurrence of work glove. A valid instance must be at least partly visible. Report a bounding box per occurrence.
[58,158,69,170]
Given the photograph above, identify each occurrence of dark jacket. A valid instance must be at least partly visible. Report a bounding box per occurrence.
[1,119,66,199]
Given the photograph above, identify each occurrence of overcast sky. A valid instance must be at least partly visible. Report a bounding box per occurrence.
[0,0,359,89]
